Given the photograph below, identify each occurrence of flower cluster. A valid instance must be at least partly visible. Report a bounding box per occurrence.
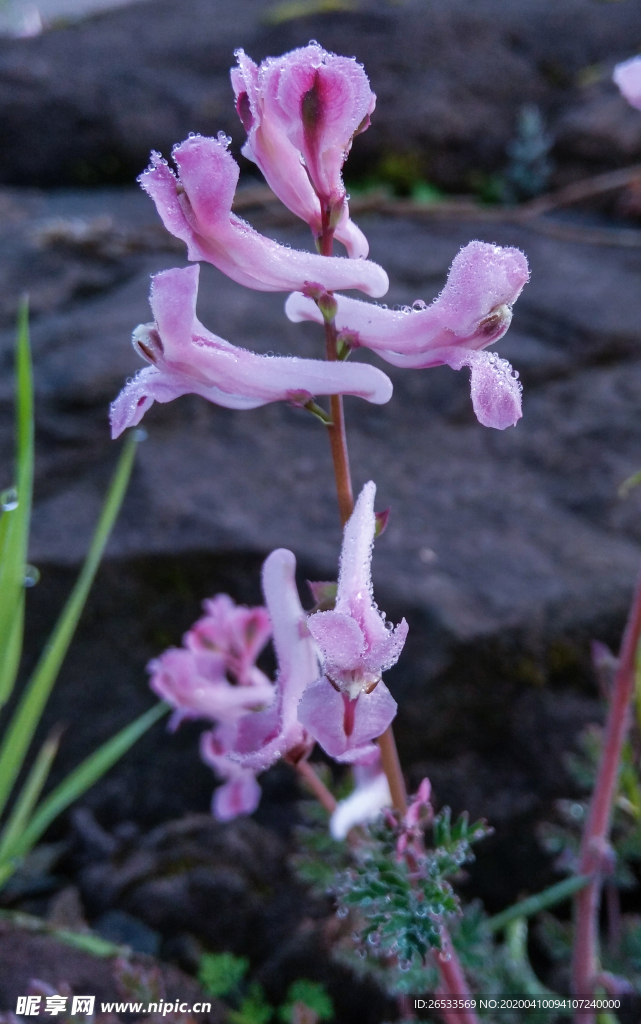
[114,41,531,827]
[150,483,407,821]
[111,43,528,439]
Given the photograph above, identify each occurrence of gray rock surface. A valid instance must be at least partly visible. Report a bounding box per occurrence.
[1,185,640,904]
[0,0,641,188]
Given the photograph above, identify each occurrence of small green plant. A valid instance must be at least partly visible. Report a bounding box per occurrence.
[197,951,333,1024]
[198,951,250,998]
[0,302,168,891]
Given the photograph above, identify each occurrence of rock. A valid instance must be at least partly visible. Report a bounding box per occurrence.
[0,0,641,189]
[0,916,225,1018]
[1,184,640,905]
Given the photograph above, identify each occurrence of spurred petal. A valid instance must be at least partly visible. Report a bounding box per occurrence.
[229,549,319,771]
[614,56,641,111]
[286,241,528,430]
[286,241,529,356]
[297,675,397,761]
[139,136,388,296]
[110,266,393,438]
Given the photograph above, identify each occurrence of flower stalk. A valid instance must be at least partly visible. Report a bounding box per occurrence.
[571,561,641,1017]
[318,225,478,1023]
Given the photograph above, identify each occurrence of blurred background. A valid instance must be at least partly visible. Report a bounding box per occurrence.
[2,0,641,1016]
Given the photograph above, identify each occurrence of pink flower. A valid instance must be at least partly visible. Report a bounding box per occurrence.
[201,725,262,822]
[286,240,530,429]
[185,594,272,689]
[227,548,319,772]
[148,645,275,730]
[298,481,407,762]
[231,47,373,257]
[139,134,388,294]
[109,265,393,438]
[614,56,641,111]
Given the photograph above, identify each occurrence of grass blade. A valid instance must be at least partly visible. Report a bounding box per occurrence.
[486,874,590,933]
[0,727,62,865]
[6,702,169,872]
[0,431,140,819]
[0,301,34,706]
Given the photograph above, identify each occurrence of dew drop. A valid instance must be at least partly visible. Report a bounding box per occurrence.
[336,906,349,919]
[24,564,40,588]
[1,487,18,512]
[412,299,427,311]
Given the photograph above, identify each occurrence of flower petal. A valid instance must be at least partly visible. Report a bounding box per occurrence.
[444,348,523,430]
[110,267,393,438]
[140,136,388,296]
[228,549,319,771]
[297,675,397,760]
[307,610,366,669]
[330,771,391,839]
[286,241,528,356]
[614,56,641,111]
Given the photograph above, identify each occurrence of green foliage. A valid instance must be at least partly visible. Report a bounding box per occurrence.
[228,983,273,1024]
[278,980,333,1023]
[539,724,641,889]
[333,809,491,969]
[0,306,165,890]
[198,952,249,998]
[290,798,352,895]
[0,300,33,708]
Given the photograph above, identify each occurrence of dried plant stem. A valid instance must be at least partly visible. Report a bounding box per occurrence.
[572,561,641,1018]
[295,759,337,814]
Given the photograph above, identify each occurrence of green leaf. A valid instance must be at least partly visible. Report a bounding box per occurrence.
[0,431,140,820]
[278,981,333,1023]
[0,727,62,866]
[229,983,273,1024]
[0,301,34,707]
[198,952,249,998]
[4,701,169,875]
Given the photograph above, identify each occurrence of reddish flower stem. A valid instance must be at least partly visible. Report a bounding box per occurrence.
[295,759,338,814]
[572,560,641,1020]
[317,216,478,1024]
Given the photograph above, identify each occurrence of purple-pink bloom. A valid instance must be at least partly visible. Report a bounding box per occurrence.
[232,49,369,258]
[201,725,262,822]
[614,56,641,111]
[298,481,407,761]
[227,548,319,772]
[139,134,388,294]
[109,265,393,438]
[148,643,274,730]
[286,240,530,429]
[185,594,272,689]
